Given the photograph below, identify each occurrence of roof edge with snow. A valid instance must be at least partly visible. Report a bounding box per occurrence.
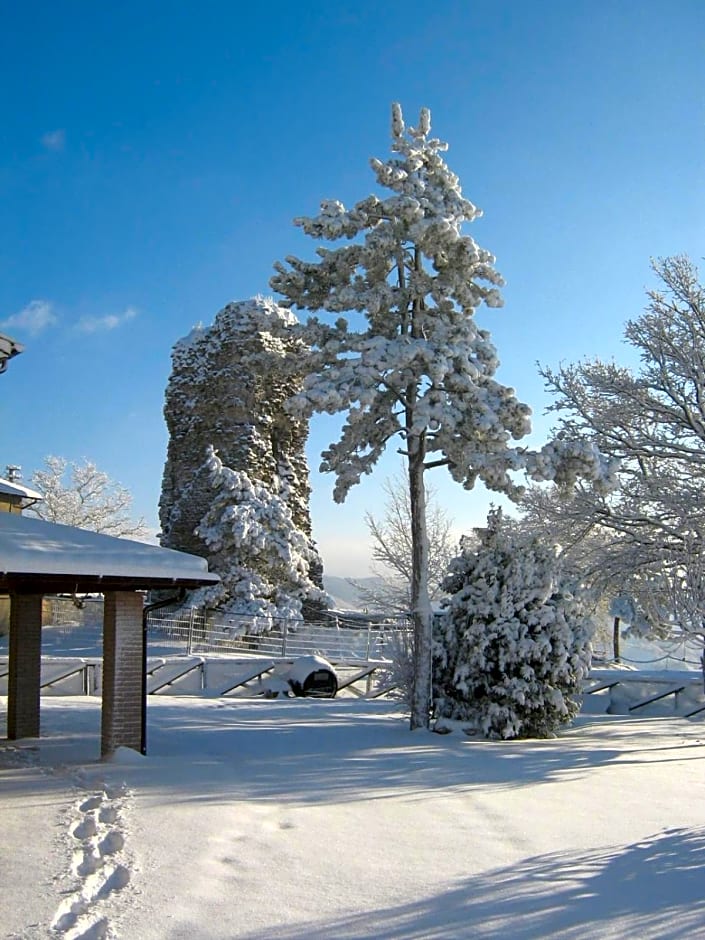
[0,513,219,592]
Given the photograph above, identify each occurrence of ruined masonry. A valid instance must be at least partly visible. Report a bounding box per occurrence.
[159,296,322,583]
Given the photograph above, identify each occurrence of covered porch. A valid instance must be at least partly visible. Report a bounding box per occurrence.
[0,512,218,758]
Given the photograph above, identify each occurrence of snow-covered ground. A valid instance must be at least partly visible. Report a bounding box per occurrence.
[2,674,705,938]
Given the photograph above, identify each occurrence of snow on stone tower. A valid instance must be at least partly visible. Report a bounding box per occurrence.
[159,296,322,585]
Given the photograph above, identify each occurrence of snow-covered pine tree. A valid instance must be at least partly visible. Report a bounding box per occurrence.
[272,103,613,730]
[434,509,593,739]
[190,447,327,628]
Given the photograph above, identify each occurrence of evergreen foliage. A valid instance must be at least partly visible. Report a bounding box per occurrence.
[434,510,593,739]
[189,447,327,628]
[272,103,612,729]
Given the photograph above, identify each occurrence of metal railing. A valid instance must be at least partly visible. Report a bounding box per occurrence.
[146,607,411,664]
[43,596,104,630]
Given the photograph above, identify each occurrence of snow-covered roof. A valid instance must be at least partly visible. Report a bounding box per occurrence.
[0,477,43,501]
[0,332,24,372]
[0,513,219,591]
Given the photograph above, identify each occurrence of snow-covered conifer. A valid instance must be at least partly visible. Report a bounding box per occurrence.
[272,104,612,730]
[434,509,593,739]
[190,447,327,628]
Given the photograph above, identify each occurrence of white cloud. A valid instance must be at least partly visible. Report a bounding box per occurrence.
[0,300,58,336]
[76,306,138,333]
[41,129,66,152]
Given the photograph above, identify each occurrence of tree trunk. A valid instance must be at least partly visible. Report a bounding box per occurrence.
[406,249,432,730]
[408,436,432,730]
[612,616,621,663]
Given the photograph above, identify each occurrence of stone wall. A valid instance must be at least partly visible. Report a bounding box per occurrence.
[159,297,321,585]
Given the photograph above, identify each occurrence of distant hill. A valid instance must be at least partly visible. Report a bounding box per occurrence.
[323,575,386,612]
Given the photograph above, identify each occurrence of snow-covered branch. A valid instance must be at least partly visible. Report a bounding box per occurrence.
[28,455,147,540]
[190,447,327,626]
[529,257,705,650]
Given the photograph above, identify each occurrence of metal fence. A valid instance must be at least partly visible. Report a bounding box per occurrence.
[42,596,104,630]
[146,607,411,664]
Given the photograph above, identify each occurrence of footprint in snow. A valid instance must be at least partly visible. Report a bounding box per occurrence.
[50,782,132,938]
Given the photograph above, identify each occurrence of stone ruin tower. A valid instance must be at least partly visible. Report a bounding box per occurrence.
[159,296,322,585]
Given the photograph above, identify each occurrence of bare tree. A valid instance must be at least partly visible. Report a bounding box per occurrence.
[27,455,147,539]
[639,537,705,691]
[350,473,456,613]
[513,482,666,659]
[538,256,705,649]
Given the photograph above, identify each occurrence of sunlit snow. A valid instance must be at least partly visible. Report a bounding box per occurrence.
[2,631,705,938]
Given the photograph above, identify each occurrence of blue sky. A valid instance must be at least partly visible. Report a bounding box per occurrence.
[1,1,704,576]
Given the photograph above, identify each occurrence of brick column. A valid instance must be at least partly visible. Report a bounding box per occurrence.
[8,593,43,740]
[101,591,145,758]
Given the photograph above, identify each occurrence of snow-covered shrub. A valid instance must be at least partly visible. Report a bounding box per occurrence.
[433,510,593,739]
[189,447,328,629]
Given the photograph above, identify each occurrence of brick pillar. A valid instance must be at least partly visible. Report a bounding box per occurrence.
[8,593,43,740]
[101,591,144,759]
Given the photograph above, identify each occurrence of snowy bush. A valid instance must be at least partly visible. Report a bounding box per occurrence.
[189,447,328,628]
[433,510,593,739]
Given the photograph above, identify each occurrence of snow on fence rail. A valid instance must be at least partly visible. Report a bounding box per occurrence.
[146,607,412,663]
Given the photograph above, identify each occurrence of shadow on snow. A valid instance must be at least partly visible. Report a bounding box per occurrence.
[221,826,705,940]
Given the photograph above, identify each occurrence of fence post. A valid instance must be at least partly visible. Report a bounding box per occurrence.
[366,622,372,661]
[200,607,208,651]
[282,620,288,657]
[187,607,196,655]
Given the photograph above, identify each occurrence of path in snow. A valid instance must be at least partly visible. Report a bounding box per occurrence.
[50,775,132,940]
